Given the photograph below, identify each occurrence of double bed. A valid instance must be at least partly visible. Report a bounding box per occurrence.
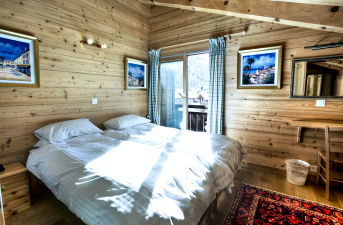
[27,118,247,225]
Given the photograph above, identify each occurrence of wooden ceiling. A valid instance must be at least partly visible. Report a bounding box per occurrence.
[140,0,343,33]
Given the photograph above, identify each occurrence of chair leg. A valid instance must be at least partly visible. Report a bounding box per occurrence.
[324,126,330,201]
[326,158,330,200]
[316,152,321,184]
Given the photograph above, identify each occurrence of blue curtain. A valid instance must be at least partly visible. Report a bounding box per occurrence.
[148,49,161,125]
[208,37,225,134]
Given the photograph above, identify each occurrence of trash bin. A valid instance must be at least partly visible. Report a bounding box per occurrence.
[285,159,310,186]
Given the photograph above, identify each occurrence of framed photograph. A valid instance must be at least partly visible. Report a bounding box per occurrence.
[125,57,148,90]
[237,46,282,89]
[0,29,40,88]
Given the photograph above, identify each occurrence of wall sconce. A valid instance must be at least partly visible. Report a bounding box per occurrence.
[80,38,107,49]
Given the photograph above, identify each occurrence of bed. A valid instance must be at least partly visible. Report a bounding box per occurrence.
[27,120,247,225]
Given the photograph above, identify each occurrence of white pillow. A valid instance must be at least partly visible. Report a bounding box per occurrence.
[103,115,150,130]
[34,118,102,143]
[34,139,51,148]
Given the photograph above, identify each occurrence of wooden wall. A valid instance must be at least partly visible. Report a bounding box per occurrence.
[150,6,343,174]
[0,0,150,165]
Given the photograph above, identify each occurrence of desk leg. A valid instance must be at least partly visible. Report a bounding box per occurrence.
[297,127,302,143]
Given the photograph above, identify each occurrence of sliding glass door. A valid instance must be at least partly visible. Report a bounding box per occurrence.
[159,52,210,131]
[159,56,187,130]
[187,53,210,132]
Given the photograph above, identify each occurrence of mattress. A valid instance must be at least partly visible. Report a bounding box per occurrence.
[27,123,247,225]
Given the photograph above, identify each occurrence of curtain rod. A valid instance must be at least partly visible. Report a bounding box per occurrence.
[160,49,209,59]
[151,30,246,51]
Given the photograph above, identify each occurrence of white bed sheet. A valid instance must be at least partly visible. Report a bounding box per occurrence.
[27,123,247,225]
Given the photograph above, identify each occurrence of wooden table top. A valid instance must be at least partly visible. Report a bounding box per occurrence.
[291,120,343,129]
[0,162,27,180]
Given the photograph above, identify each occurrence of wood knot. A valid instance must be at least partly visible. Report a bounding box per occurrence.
[224,1,228,5]
[331,6,339,13]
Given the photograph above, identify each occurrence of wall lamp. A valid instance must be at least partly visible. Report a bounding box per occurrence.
[80,38,107,49]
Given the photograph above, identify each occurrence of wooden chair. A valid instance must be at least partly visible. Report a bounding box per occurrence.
[316,126,343,200]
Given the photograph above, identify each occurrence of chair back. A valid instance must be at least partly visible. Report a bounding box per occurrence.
[325,126,343,153]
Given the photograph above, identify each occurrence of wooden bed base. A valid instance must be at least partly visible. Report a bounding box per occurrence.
[197,191,222,225]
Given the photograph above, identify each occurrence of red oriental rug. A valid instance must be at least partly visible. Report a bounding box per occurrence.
[224,183,343,225]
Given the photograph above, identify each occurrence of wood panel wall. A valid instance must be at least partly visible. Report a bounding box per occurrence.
[0,0,150,165]
[150,6,343,174]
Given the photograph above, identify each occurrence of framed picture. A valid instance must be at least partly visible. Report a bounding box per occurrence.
[125,57,148,90]
[237,46,282,89]
[0,29,40,88]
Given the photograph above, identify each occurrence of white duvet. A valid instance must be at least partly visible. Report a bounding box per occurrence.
[27,123,247,225]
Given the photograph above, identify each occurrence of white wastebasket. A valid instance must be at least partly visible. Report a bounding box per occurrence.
[285,159,310,186]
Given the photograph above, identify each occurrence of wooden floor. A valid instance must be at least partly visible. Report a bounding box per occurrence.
[5,167,343,225]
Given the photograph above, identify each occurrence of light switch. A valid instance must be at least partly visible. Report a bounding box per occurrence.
[92,98,97,104]
[316,100,325,107]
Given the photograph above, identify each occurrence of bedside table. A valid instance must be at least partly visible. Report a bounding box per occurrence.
[0,162,31,219]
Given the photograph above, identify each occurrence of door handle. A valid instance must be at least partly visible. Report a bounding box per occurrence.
[179,93,186,99]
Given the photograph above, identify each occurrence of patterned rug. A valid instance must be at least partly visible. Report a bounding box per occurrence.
[224,183,343,225]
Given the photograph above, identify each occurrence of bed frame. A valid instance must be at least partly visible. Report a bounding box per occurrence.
[197,191,222,225]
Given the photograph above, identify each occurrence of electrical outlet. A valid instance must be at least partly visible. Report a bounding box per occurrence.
[92,98,97,104]
[316,100,325,107]
[310,165,318,172]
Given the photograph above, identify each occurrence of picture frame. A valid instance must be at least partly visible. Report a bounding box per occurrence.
[124,57,148,91]
[237,46,282,89]
[0,28,40,88]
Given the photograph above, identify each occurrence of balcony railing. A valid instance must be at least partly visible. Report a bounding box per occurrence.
[174,104,208,132]
[188,104,207,132]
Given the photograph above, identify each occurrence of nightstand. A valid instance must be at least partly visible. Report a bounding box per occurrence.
[0,162,31,219]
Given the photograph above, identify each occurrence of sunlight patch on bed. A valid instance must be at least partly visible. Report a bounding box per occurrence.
[85,141,162,192]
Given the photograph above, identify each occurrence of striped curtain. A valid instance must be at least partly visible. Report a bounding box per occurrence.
[208,37,225,134]
[148,49,161,125]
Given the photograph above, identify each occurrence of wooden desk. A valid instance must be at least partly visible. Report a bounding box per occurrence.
[291,120,343,143]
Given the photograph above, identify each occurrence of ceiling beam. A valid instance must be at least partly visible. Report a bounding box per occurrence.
[141,0,343,33]
[268,0,343,7]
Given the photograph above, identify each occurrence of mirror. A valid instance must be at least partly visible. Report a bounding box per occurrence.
[290,55,343,98]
